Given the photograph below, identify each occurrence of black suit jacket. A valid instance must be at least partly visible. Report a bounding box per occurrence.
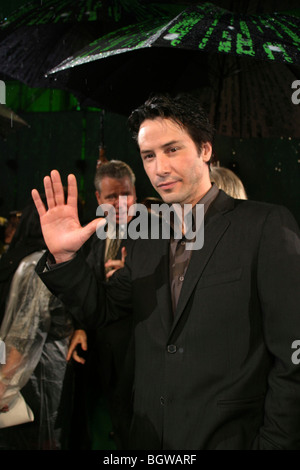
[81,234,134,449]
[37,190,300,450]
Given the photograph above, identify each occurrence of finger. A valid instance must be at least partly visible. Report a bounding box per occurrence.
[72,350,86,365]
[51,169,65,206]
[105,260,123,268]
[81,336,88,351]
[121,246,127,263]
[67,174,78,210]
[106,268,117,280]
[32,189,47,217]
[81,218,105,244]
[66,345,75,361]
[67,340,77,361]
[44,175,56,209]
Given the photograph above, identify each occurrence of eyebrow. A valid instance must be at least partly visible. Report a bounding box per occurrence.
[140,140,182,155]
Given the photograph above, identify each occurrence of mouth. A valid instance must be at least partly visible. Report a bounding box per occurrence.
[116,211,128,222]
[157,180,179,190]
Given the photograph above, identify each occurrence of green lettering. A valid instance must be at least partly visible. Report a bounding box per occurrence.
[198,18,219,50]
[263,42,293,62]
[219,30,232,53]
[236,21,255,56]
[167,11,204,46]
[272,18,300,45]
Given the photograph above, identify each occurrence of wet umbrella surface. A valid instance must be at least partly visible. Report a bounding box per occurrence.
[47,2,300,137]
[0,0,181,88]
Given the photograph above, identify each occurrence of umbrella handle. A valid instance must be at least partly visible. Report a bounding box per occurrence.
[97,145,108,168]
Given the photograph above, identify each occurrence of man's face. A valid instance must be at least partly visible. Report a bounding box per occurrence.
[138,118,212,207]
[95,176,136,225]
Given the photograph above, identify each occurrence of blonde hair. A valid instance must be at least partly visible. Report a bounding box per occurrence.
[210,166,247,200]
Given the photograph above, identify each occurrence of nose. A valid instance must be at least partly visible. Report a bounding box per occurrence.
[156,153,171,176]
[114,195,127,210]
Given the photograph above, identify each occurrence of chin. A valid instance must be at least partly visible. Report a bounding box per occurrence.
[160,193,183,205]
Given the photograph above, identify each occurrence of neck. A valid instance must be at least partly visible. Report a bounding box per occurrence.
[183,182,212,209]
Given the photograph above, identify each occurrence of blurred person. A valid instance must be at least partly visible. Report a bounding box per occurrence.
[0,198,73,450]
[33,93,300,450]
[210,165,247,200]
[0,211,22,259]
[68,160,136,450]
[4,211,22,245]
[0,216,7,258]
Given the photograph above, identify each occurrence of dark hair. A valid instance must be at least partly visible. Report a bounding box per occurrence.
[128,93,215,153]
[0,197,47,326]
[8,197,46,252]
[94,159,136,193]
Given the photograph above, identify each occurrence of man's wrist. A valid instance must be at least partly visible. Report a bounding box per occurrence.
[54,253,76,264]
[45,252,77,270]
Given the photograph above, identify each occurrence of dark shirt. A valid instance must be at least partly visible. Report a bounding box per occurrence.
[169,184,219,313]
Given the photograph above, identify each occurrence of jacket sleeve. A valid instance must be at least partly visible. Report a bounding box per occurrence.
[35,245,133,332]
[254,205,300,449]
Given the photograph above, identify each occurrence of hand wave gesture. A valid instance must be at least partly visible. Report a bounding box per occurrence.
[32,170,104,263]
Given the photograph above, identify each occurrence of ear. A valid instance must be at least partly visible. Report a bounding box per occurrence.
[133,186,137,203]
[201,142,212,163]
[95,190,101,205]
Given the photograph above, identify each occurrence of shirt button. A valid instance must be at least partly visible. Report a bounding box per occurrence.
[181,240,186,246]
[179,275,184,282]
[167,344,177,354]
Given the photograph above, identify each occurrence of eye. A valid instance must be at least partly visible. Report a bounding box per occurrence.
[106,194,116,201]
[142,153,155,161]
[167,147,179,153]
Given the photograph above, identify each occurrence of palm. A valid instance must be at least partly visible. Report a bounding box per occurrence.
[40,204,84,257]
[32,170,101,263]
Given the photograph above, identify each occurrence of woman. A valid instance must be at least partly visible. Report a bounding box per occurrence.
[0,198,73,450]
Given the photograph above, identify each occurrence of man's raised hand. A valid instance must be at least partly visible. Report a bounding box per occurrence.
[32,170,104,263]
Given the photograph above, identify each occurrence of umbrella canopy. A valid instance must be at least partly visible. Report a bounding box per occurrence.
[0,104,30,140]
[47,2,300,137]
[0,0,183,88]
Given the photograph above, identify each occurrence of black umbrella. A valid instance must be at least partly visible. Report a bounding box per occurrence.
[0,104,30,140]
[47,2,300,137]
[0,0,183,88]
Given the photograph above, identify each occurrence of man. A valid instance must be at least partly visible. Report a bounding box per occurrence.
[67,159,137,450]
[32,94,300,450]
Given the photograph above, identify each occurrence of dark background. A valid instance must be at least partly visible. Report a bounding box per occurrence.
[0,0,299,225]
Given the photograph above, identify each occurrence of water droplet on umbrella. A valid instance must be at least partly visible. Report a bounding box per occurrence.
[163,33,180,41]
[267,45,282,53]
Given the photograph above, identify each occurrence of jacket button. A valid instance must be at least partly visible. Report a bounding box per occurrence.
[167,344,177,354]
[160,397,165,405]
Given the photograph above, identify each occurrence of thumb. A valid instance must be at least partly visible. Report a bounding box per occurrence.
[81,336,88,351]
[81,218,106,244]
[121,246,127,263]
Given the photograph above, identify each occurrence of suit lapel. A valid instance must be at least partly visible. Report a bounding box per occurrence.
[154,238,174,334]
[170,192,234,336]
